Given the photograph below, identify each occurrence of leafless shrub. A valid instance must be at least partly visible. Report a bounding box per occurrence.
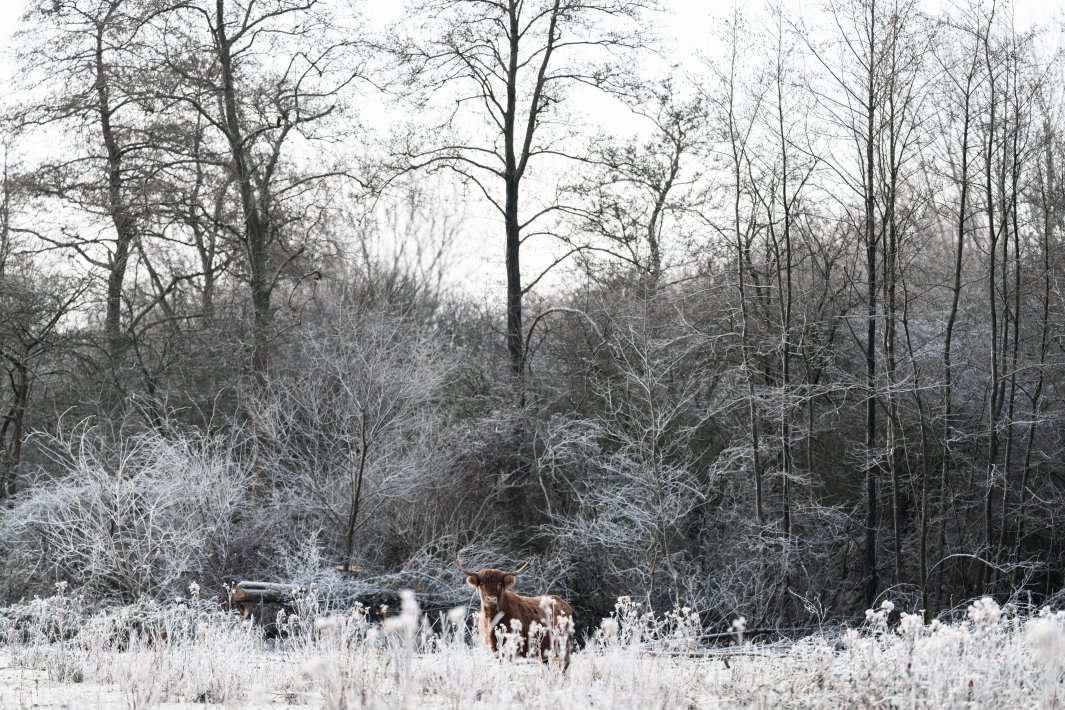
[1,423,251,600]
[254,314,457,573]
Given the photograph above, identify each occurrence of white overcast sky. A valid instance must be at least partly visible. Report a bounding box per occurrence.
[1,0,1059,50]
[2,0,1059,131]
[2,0,1059,111]
[0,0,1061,297]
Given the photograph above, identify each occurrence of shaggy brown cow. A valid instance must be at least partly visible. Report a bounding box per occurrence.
[456,560,573,667]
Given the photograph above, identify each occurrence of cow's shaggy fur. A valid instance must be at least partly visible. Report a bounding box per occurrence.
[462,564,573,667]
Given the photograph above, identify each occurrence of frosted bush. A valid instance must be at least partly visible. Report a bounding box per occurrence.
[664,605,701,652]
[863,599,895,636]
[609,596,654,647]
[722,598,1065,709]
[2,425,251,599]
[1028,612,1065,661]
[0,582,85,646]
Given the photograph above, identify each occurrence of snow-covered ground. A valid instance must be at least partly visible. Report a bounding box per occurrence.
[1,591,1062,709]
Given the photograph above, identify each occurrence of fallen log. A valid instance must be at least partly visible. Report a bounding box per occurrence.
[226,581,468,634]
[230,581,300,604]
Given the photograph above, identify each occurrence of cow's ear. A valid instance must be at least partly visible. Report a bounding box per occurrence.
[466,575,479,588]
[503,574,515,589]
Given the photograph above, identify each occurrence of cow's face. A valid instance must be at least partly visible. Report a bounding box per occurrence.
[467,568,515,607]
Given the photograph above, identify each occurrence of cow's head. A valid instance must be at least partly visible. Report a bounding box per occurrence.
[456,560,530,607]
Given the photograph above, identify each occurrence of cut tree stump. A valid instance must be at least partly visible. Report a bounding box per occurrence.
[229,582,302,632]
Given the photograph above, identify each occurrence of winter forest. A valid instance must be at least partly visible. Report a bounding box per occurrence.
[2,0,1065,706]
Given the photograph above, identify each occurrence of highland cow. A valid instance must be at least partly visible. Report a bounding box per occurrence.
[456,560,573,667]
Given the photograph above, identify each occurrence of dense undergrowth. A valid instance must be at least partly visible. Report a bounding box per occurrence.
[1,585,1063,708]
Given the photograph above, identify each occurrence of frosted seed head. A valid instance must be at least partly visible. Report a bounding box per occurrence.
[400,589,419,617]
[967,597,1002,626]
[314,615,338,631]
[1027,616,1065,663]
[898,612,924,638]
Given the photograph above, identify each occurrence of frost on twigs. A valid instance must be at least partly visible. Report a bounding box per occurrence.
[731,615,747,645]
[3,593,1065,708]
[791,596,1065,708]
[591,596,702,655]
[2,423,251,601]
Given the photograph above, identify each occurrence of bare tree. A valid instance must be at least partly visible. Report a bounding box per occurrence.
[709,8,767,532]
[1016,89,1063,561]
[147,0,365,385]
[754,4,822,543]
[395,0,657,382]
[568,79,706,292]
[802,0,885,606]
[927,3,984,607]
[541,311,709,608]
[256,315,453,569]
[874,0,930,587]
[12,0,158,362]
[0,145,88,497]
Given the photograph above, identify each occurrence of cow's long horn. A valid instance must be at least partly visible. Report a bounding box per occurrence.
[454,559,477,577]
[505,561,531,577]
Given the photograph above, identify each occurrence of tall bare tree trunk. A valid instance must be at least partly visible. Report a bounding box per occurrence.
[937,22,980,607]
[724,41,764,530]
[776,53,794,541]
[863,0,880,609]
[902,287,931,618]
[1017,117,1055,557]
[997,60,1023,561]
[883,89,901,586]
[94,8,135,363]
[981,25,1001,590]
[215,0,271,386]
[505,176,523,380]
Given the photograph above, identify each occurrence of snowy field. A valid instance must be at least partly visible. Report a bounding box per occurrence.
[1,590,1062,709]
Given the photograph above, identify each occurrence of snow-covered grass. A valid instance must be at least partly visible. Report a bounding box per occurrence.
[1,588,1063,709]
